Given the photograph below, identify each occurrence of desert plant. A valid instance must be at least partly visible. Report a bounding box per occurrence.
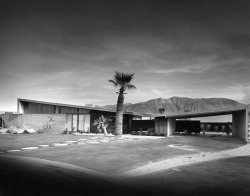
[134,131,139,135]
[109,71,136,136]
[93,115,112,136]
[147,127,155,134]
[38,116,55,134]
[206,124,211,132]
[213,125,219,132]
[131,131,136,135]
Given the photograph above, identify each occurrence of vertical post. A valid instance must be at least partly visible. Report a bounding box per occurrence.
[71,114,73,131]
[128,115,132,132]
[77,108,79,132]
[17,99,20,128]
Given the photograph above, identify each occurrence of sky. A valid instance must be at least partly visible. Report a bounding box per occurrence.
[0,0,250,111]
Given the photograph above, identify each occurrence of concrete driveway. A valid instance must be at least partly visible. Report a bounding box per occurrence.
[130,156,250,196]
[0,154,149,196]
[0,135,249,195]
[1,135,244,174]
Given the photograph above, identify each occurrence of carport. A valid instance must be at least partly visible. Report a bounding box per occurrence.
[155,107,249,141]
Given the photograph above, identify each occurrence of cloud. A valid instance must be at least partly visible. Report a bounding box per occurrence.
[155,63,214,75]
[220,34,250,51]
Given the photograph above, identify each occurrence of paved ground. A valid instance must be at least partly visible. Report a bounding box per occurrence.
[0,154,149,196]
[0,134,249,195]
[130,156,250,196]
[0,135,244,174]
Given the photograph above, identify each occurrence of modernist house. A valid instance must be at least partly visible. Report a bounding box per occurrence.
[1,98,146,134]
[154,107,250,142]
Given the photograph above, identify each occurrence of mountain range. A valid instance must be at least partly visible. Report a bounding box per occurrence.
[103,96,246,115]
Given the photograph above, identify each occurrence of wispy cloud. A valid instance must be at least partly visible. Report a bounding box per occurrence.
[155,63,214,75]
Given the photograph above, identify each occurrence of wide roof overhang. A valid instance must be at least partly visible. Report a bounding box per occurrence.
[18,98,152,117]
[155,107,248,119]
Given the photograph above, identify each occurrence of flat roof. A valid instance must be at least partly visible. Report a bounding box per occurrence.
[155,107,248,119]
[18,98,152,117]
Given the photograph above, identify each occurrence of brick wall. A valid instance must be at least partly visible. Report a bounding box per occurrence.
[22,114,66,134]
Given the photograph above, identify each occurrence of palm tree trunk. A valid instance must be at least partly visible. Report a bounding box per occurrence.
[114,92,124,136]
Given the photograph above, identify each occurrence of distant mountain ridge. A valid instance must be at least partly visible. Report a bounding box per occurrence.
[103,96,245,115]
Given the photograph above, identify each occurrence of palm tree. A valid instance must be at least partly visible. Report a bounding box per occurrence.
[109,71,136,136]
[159,108,165,114]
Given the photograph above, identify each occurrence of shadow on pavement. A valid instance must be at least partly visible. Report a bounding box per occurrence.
[0,155,149,196]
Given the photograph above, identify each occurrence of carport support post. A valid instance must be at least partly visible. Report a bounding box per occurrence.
[232,109,248,141]
[17,99,21,128]
[77,109,79,132]
[167,118,176,137]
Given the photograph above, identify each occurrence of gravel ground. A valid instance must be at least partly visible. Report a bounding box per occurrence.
[119,144,250,177]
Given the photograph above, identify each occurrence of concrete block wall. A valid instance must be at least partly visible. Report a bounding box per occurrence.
[0,114,21,127]
[22,114,66,134]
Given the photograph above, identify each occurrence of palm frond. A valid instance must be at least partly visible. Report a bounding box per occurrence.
[125,84,136,90]
[109,71,136,93]
[93,120,99,126]
[113,72,135,85]
[108,79,118,87]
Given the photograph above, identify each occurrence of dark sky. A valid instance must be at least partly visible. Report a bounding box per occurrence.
[0,0,250,111]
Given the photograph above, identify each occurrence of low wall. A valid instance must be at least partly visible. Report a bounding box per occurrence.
[1,114,20,127]
[22,114,66,134]
[0,114,66,134]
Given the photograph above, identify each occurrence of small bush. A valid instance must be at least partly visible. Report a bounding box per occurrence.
[147,127,155,133]
[134,131,139,135]
[150,132,156,136]
[159,133,166,136]
[131,131,136,135]
[141,131,147,136]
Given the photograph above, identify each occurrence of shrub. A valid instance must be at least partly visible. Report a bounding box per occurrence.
[141,131,147,136]
[62,128,73,134]
[107,126,114,134]
[150,132,156,136]
[145,131,150,136]
[159,133,166,136]
[131,131,136,135]
[38,116,55,134]
[134,131,139,135]
[147,127,155,133]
